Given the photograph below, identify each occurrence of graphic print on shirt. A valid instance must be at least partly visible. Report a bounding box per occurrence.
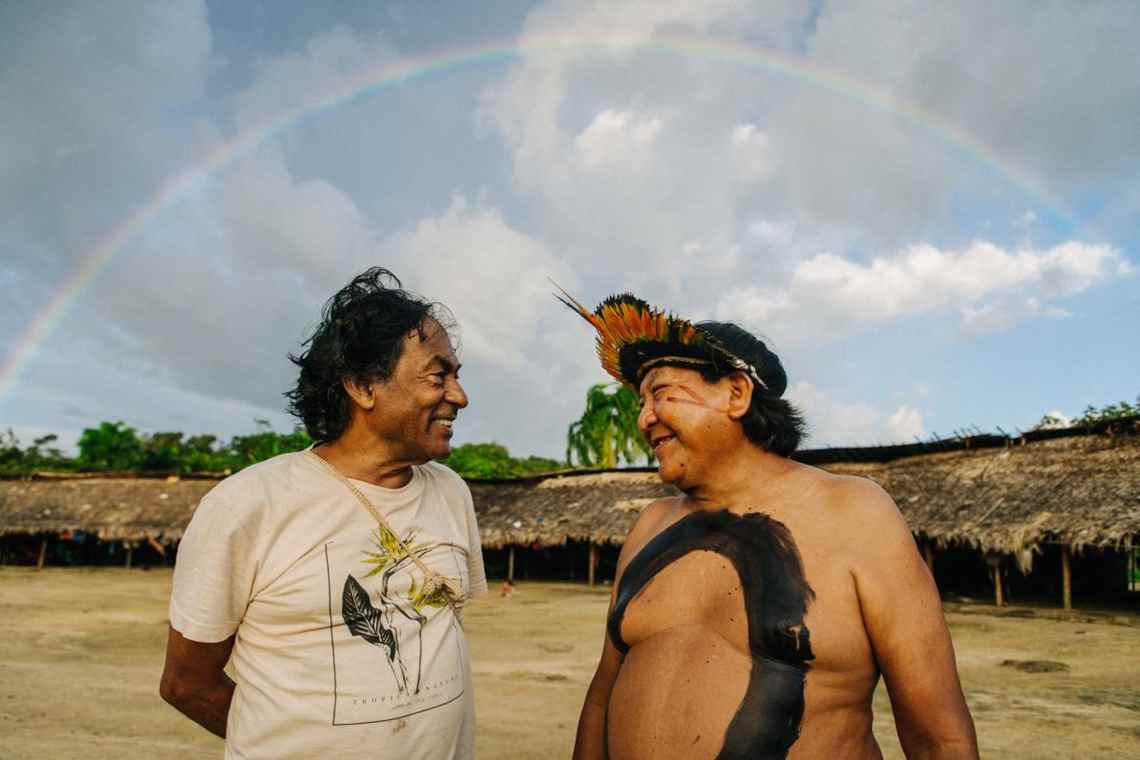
[326,525,468,726]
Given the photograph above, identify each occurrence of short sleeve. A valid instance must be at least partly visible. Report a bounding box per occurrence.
[462,485,488,596]
[169,492,260,643]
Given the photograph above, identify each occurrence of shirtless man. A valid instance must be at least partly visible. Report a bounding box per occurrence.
[559,291,978,759]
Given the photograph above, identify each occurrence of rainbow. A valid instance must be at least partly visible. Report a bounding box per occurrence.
[0,32,1067,403]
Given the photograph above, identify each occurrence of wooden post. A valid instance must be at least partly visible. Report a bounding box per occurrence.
[1126,540,1135,592]
[1061,544,1072,611]
[125,545,133,570]
[507,546,515,583]
[992,564,1004,607]
[36,538,48,570]
[588,543,599,587]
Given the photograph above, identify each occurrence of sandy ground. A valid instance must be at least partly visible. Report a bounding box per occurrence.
[1,568,1137,759]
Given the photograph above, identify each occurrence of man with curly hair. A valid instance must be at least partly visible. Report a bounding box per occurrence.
[161,268,487,759]
[562,291,978,760]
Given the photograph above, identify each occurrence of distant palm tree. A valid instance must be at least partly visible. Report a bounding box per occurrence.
[566,383,654,468]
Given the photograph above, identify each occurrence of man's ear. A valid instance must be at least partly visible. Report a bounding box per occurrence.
[725,372,754,420]
[342,376,376,411]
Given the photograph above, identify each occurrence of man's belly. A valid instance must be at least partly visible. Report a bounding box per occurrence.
[606,626,884,760]
[607,625,751,760]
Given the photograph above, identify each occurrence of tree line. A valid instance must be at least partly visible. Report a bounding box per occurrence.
[4,387,1130,479]
[0,420,564,480]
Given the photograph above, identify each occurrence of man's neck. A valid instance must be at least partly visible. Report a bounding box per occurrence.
[313,428,424,489]
[682,440,801,510]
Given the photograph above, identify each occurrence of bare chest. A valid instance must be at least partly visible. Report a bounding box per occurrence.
[612,512,874,679]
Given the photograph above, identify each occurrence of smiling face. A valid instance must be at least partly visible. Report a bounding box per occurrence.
[361,318,468,462]
[637,365,750,488]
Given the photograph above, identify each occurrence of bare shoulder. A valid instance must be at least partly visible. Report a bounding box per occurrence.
[627,496,683,543]
[618,497,684,567]
[812,469,910,538]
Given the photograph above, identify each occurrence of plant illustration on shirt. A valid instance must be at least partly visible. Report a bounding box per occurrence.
[341,526,453,695]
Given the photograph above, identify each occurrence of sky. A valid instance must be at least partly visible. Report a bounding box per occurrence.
[1,0,1138,460]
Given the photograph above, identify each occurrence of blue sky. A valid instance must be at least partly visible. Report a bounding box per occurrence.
[1,0,1137,459]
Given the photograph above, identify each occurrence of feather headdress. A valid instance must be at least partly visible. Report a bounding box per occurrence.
[553,283,768,392]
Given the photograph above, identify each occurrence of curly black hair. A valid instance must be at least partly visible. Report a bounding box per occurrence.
[693,321,807,457]
[285,267,456,442]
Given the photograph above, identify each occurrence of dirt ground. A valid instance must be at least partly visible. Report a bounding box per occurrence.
[1,568,1137,759]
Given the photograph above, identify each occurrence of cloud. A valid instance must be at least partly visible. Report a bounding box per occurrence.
[231,27,400,130]
[786,381,879,445]
[717,241,1130,339]
[785,383,929,446]
[0,1,213,273]
[573,109,666,173]
[730,124,772,182]
[886,405,925,441]
[4,0,1138,462]
[391,195,571,368]
[478,0,810,284]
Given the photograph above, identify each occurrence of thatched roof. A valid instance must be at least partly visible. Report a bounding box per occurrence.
[471,471,675,549]
[471,434,1140,562]
[824,433,1140,568]
[0,477,215,542]
[2,421,1137,564]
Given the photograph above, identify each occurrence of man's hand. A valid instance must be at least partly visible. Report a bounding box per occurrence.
[849,481,979,759]
[159,626,236,738]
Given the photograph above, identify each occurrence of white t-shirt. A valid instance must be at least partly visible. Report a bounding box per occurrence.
[170,450,487,759]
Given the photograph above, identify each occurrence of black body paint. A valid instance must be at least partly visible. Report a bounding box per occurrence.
[608,509,815,760]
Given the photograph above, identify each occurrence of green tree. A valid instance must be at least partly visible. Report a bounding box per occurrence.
[1074,396,1139,425]
[140,432,185,471]
[225,421,312,466]
[0,429,24,472]
[77,421,142,471]
[442,442,562,480]
[182,434,222,472]
[566,383,653,468]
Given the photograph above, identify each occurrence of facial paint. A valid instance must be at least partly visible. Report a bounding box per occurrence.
[608,509,815,759]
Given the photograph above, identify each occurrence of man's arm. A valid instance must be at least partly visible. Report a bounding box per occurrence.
[573,499,674,760]
[573,627,624,760]
[159,626,236,738]
[848,481,979,760]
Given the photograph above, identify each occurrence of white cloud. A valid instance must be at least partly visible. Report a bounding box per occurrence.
[4,0,1139,464]
[786,381,879,446]
[959,297,1070,335]
[786,383,929,447]
[886,405,925,441]
[573,109,666,173]
[1035,410,1071,430]
[730,124,772,181]
[718,240,1130,339]
[478,0,807,281]
[395,195,571,369]
[232,27,400,131]
[0,1,213,269]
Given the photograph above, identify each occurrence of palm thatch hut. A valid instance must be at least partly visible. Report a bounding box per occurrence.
[0,475,215,568]
[2,418,1137,609]
[466,422,1140,607]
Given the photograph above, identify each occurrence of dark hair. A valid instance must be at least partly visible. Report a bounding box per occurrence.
[285,267,455,442]
[694,321,807,457]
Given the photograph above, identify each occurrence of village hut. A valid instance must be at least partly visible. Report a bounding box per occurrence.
[2,418,1137,610]
[0,474,214,568]
[464,421,1140,608]
[470,470,674,585]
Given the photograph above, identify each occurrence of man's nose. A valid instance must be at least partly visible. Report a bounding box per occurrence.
[446,379,469,409]
[637,401,656,432]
